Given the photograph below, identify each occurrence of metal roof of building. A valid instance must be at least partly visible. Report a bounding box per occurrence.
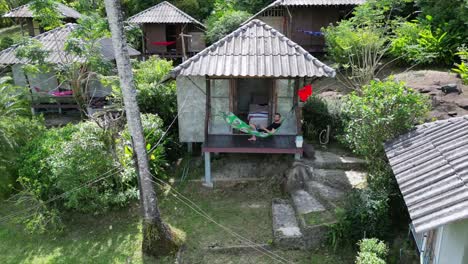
[0,23,140,65]
[127,1,204,28]
[244,0,365,25]
[384,116,468,233]
[273,0,366,6]
[3,3,81,19]
[170,19,335,78]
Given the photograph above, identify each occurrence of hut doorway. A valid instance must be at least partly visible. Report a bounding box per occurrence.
[235,78,274,133]
[166,24,178,52]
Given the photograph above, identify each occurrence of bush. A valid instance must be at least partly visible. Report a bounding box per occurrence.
[416,0,468,55]
[0,36,14,50]
[120,113,170,181]
[329,189,390,248]
[0,77,44,198]
[205,9,251,43]
[134,56,177,125]
[302,95,342,142]
[356,238,388,264]
[452,45,468,84]
[340,79,429,161]
[390,18,450,65]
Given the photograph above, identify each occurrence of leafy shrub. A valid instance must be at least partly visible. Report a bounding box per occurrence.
[390,18,450,64]
[302,95,342,142]
[329,189,390,248]
[452,45,468,84]
[0,36,14,50]
[416,0,468,55]
[120,114,170,181]
[340,79,429,161]
[134,56,177,125]
[356,238,388,264]
[205,9,251,43]
[0,77,44,198]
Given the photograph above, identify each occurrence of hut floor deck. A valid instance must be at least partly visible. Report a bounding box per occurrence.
[203,135,302,154]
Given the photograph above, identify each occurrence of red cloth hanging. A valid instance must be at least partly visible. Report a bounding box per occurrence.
[298,84,313,102]
[151,41,176,46]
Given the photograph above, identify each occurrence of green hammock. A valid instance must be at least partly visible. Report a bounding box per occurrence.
[221,112,278,138]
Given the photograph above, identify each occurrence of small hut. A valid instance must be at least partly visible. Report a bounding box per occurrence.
[0,23,140,114]
[127,1,206,60]
[3,2,81,37]
[168,19,335,186]
[244,0,366,52]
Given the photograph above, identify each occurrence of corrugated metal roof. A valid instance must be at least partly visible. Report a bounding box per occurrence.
[274,0,366,6]
[0,23,140,65]
[170,19,335,78]
[384,116,468,233]
[244,0,365,25]
[3,3,81,19]
[127,1,204,28]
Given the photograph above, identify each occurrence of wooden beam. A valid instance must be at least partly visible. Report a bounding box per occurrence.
[294,78,303,136]
[204,76,211,141]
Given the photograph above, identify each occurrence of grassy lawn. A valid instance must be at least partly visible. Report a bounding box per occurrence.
[0,181,355,263]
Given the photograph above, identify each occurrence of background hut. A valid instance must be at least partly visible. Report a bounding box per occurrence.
[0,23,140,114]
[244,0,366,52]
[127,1,205,60]
[3,2,81,37]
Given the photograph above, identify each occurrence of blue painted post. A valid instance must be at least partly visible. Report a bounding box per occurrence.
[203,152,213,188]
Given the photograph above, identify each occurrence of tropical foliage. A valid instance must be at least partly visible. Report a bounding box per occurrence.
[356,238,388,264]
[452,45,468,84]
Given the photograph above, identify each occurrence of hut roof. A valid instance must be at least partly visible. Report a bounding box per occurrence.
[244,0,365,25]
[127,1,204,28]
[0,23,140,65]
[3,2,81,19]
[384,116,468,233]
[270,0,366,6]
[170,19,335,78]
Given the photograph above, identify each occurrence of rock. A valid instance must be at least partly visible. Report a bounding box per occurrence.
[272,199,304,249]
[440,83,460,94]
[283,162,311,192]
[456,98,468,110]
[303,143,315,159]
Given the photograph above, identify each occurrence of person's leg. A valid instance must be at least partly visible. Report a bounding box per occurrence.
[248,123,257,141]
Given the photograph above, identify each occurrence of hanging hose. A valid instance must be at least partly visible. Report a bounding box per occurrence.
[319,125,331,145]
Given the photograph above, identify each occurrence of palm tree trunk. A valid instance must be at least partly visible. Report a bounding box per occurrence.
[103,0,180,257]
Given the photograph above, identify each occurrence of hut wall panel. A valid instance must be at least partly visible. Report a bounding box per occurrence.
[12,64,28,87]
[290,7,340,49]
[188,31,206,52]
[145,24,167,53]
[210,79,231,134]
[259,16,285,34]
[276,79,297,135]
[177,76,206,142]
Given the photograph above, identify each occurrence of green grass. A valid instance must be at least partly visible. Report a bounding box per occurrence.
[0,181,355,263]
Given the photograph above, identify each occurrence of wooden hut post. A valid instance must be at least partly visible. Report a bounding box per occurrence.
[203,76,213,187]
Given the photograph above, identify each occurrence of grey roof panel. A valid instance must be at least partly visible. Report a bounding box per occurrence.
[170,19,335,78]
[0,23,140,65]
[127,1,204,28]
[3,3,81,19]
[384,116,468,233]
[275,0,366,5]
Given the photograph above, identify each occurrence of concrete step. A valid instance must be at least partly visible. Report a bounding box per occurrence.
[291,189,326,214]
[310,150,367,170]
[305,181,346,209]
[312,169,367,191]
[272,199,304,249]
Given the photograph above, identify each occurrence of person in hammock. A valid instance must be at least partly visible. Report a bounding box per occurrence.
[248,113,282,141]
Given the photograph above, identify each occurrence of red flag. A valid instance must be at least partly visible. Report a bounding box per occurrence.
[298,84,313,102]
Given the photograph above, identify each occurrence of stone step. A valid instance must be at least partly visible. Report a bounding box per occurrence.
[310,150,367,170]
[312,169,367,191]
[272,199,304,249]
[291,189,326,215]
[305,181,346,209]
